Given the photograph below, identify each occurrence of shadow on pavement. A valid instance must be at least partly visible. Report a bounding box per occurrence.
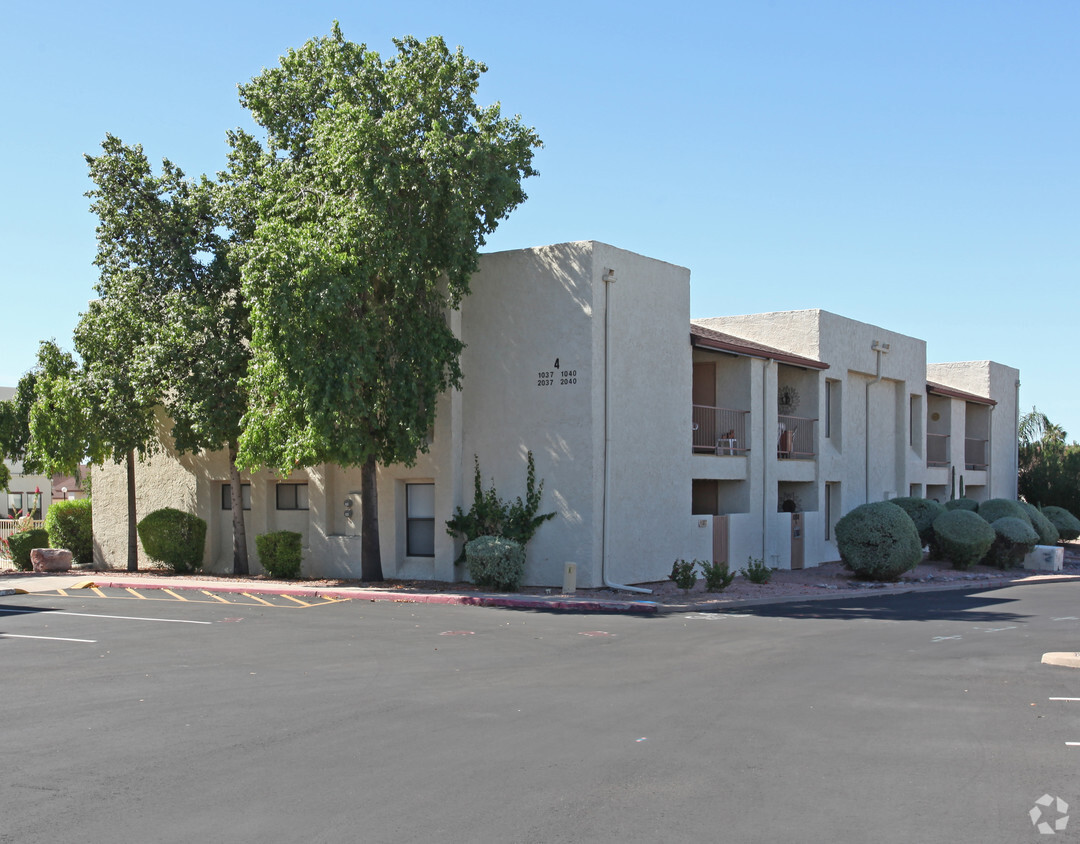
[734,587,1031,624]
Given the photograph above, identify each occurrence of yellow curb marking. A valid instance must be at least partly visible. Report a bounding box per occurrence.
[241,592,275,606]
[72,580,95,589]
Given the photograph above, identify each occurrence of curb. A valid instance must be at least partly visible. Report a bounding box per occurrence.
[0,588,27,597]
[87,580,660,614]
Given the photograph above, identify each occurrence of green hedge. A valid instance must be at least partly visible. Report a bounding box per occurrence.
[977,498,1030,526]
[1043,506,1080,541]
[1018,502,1059,546]
[986,516,1039,569]
[136,508,206,574]
[465,535,526,591]
[889,497,946,546]
[932,510,995,569]
[7,529,50,572]
[255,531,303,579]
[834,501,923,581]
[44,499,93,565]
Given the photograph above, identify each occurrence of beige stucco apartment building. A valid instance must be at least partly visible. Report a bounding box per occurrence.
[91,241,1020,587]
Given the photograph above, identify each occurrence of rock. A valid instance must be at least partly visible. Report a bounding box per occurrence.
[30,548,73,572]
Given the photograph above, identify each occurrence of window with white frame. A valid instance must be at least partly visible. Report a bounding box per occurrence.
[276,483,309,510]
[221,483,252,510]
[8,492,23,515]
[406,483,435,557]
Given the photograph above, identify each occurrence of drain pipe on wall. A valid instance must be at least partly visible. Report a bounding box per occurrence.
[762,359,774,563]
[865,340,889,503]
[600,266,652,595]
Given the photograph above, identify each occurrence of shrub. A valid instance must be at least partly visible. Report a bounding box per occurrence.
[136,508,207,574]
[834,501,923,581]
[465,535,526,591]
[669,559,698,592]
[44,499,93,565]
[945,498,979,512]
[740,556,774,584]
[446,452,556,562]
[700,559,736,592]
[1043,506,1080,541]
[977,498,1030,526]
[985,517,1039,569]
[1018,502,1060,546]
[7,529,50,572]
[889,497,945,546]
[255,531,303,579]
[932,509,995,569]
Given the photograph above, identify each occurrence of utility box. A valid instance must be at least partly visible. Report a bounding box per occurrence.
[563,563,577,594]
[1023,545,1064,573]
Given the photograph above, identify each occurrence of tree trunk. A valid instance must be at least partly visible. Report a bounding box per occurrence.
[126,449,138,572]
[360,456,383,582]
[228,442,249,576]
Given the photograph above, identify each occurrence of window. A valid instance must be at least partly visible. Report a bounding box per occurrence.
[221,483,252,511]
[825,379,841,442]
[276,483,309,510]
[406,483,435,557]
[8,492,23,515]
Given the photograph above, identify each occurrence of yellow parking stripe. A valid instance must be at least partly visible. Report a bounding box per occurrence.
[200,590,232,603]
[162,589,189,602]
[57,589,68,596]
[280,594,311,607]
[241,592,275,606]
[125,588,148,599]
[91,587,107,597]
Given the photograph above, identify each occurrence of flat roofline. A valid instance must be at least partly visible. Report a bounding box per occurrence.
[926,381,996,406]
[690,325,830,370]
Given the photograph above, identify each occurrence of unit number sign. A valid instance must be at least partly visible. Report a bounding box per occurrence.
[537,357,578,387]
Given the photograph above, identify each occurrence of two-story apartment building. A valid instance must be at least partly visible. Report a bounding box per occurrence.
[90,243,1019,587]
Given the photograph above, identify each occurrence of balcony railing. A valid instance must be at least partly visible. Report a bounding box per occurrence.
[965,437,989,470]
[926,433,949,467]
[692,406,750,455]
[777,415,816,459]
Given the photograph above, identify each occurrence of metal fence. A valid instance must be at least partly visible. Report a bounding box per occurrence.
[777,415,816,459]
[692,406,750,455]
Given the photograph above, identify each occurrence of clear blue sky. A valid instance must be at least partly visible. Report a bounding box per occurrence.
[2,1,1076,436]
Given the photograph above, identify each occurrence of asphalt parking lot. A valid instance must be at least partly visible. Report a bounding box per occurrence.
[4,582,1080,843]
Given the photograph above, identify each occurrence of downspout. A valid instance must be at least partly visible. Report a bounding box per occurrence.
[600,266,651,594]
[1014,378,1021,498]
[987,404,994,495]
[865,341,889,503]
[762,359,774,562]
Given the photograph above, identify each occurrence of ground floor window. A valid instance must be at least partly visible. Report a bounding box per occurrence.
[276,483,309,510]
[221,483,252,510]
[7,492,23,517]
[406,483,435,557]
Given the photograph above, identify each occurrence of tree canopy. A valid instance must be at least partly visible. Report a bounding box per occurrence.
[230,26,541,578]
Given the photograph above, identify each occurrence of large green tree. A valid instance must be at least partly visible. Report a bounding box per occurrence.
[230,26,540,580]
[1019,407,1080,515]
[83,135,254,574]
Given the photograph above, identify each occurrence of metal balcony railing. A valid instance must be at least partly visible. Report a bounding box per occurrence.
[965,437,989,470]
[926,433,950,467]
[692,406,750,455]
[777,415,816,459]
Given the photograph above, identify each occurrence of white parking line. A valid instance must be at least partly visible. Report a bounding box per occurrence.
[0,608,211,625]
[0,633,97,643]
[1049,697,1080,702]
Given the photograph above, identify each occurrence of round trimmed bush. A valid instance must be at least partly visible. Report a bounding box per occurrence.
[44,498,93,565]
[986,516,1039,569]
[1043,506,1080,541]
[255,531,303,579]
[932,509,995,569]
[1018,502,1059,546]
[945,498,979,512]
[889,497,946,546]
[136,508,206,574]
[7,529,50,572]
[465,535,526,591]
[834,501,923,581]
[978,498,1030,526]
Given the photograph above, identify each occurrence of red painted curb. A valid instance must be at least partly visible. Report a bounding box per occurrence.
[89,580,658,614]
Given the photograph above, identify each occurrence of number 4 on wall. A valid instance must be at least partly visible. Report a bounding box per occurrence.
[554,358,559,369]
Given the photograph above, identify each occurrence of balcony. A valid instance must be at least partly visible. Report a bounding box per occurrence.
[777,415,816,459]
[965,437,989,470]
[692,405,750,455]
[926,433,949,467]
